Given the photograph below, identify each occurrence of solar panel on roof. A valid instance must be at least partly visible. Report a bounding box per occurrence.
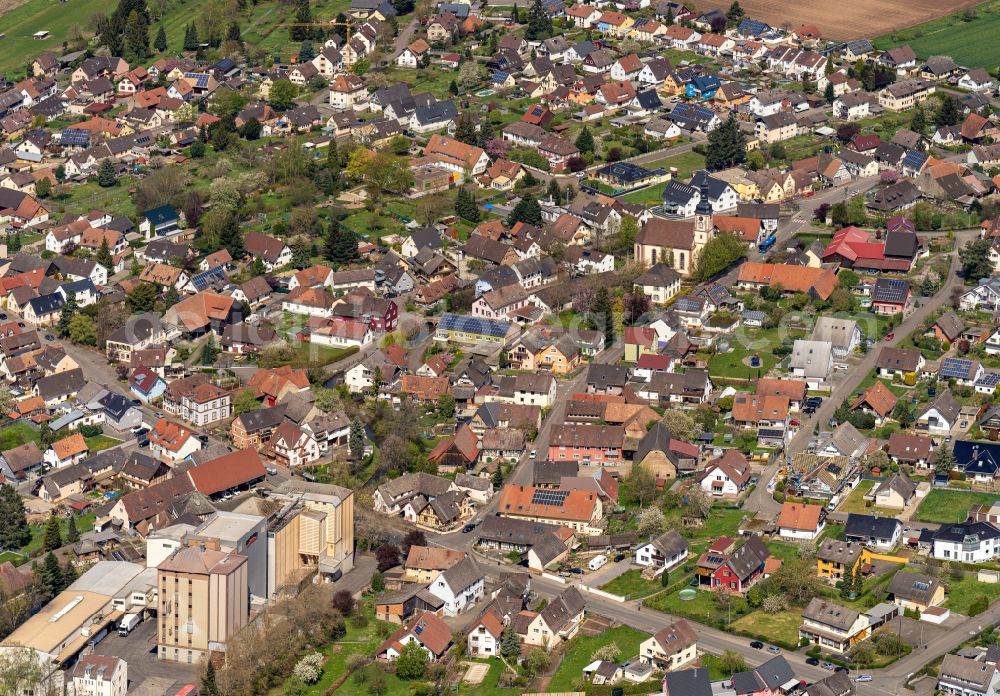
[873,279,908,303]
[941,357,973,379]
[977,373,1000,388]
[531,489,569,507]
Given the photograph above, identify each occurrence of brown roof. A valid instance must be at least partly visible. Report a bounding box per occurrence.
[51,433,87,460]
[732,393,789,423]
[187,449,266,496]
[652,619,698,655]
[118,474,196,524]
[636,218,695,251]
[756,378,807,402]
[244,231,288,262]
[737,262,837,300]
[887,432,934,461]
[777,501,823,531]
[165,291,234,331]
[149,418,196,452]
[404,545,466,571]
[497,484,599,522]
[850,380,897,418]
[400,374,450,401]
[379,611,452,657]
[549,424,623,449]
[239,275,272,302]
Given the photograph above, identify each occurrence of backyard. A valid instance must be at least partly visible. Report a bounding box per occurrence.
[913,489,999,524]
[838,480,878,514]
[945,573,1000,615]
[730,608,804,648]
[0,422,39,450]
[0,511,98,566]
[547,625,649,692]
[85,435,123,452]
[600,569,662,599]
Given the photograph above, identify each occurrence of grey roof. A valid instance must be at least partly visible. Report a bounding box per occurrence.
[733,655,796,693]
[377,471,452,503]
[440,556,481,592]
[934,311,965,341]
[635,421,675,466]
[875,471,917,502]
[649,529,687,558]
[35,367,86,401]
[829,422,868,459]
[237,405,287,433]
[811,317,857,350]
[844,512,900,540]
[726,534,770,579]
[531,460,579,486]
[477,515,562,547]
[539,586,585,633]
[664,668,712,696]
[887,570,940,604]
[940,654,996,691]
[803,671,853,696]
[789,339,832,378]
[586,363,631,390]
[917,389,961,425]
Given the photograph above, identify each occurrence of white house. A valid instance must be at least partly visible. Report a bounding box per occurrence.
[932,522,1000,563]
[789,339,833,388]
[513,373,557,408]
[777,502,825,540]
[427,557,485,616]
[467,610,503,657]
[637,620,698,671]
[634,529,688,573]
[71,655,128,696]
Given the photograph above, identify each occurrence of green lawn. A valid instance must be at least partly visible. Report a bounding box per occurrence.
[766,541,804,564]
[20,512,96,561]
[643,581,719,623]
[0,423,40,450]
[730,608,803,648]
[946,573,1000,615]
[641,150,707,181]
[914,489,1000,524]
[456,659,520,696]
[600,569,662,599]
[838,480,877,514]
[707,326,800,381]
[681,507,748,557]
[874,0,1000,67]
[547,625,649,692]
[85,435,122,452]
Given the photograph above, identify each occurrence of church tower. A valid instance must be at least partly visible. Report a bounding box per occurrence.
[693,172,714,253]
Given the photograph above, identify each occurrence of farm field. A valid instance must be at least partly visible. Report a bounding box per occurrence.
[733,0,983,41]
[874,0,1000,67]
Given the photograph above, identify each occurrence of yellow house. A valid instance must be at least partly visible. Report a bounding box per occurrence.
[714,168,760,201]
[817,541,908,582]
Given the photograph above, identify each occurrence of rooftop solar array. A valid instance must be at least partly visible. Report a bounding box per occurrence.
[531,489,569,507]
[977,372,1000,389]
[873,279,909,303]
[940,357,973,379]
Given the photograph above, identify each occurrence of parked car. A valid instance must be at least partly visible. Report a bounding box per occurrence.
[462,524,476,533]
[614,553,626,562]
[884,332,894,340]
[805,657,820,666]
[569,567,584,574]
[750,641,764,649]
[821,662,835,670]
[855,675,872,683]
[835,666,850,674]
[44,334,54,341]
[767,646,780,654]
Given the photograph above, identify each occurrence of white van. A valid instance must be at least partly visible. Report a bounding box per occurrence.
[588,554,608,571]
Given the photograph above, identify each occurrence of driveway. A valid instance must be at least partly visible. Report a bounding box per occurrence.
[90,617,198,690]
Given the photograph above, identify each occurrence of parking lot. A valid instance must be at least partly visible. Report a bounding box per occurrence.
[90,616,198,691]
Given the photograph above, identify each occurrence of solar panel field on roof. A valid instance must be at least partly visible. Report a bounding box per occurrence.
[873,279,908,303]
[940,357,972,379]
[977,373,1000,388]
[531,489,569,507]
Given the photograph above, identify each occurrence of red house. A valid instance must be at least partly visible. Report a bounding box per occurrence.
[332,291,399,332]
[697,535,770,594]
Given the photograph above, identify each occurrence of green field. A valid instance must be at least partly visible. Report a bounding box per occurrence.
[547,625,648,692]
[0,422,40,451]
[914,489,1000,524]
[874,0,1000,67]
[946,573,1000,615]
[85,435,122,452]
[600,569,662,599]
[730,608,803,648]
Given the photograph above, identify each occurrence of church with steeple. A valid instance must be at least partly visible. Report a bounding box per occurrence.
[633,174,715,278]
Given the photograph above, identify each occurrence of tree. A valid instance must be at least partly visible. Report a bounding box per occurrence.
[591,643,621,661]
[291,237,312,270]
[58,291,78,337]
[226,21,242,45]
[163,285,180,309]
[936,95,961,127]
[349,418,365,458]
[291,0,313,41]
[218,213,245,260]
[183,23,199,51]
[824,81,834,104]
[324,221,359,266]
[332,589,355,616]
[35,177,51,198]
[499,627,521,659]
[686,486,712,519]
[370,571,385,593]
[726,1,744,22]
[0,485,30,550]
[524,0,552,39]
[523,648,550,676]
[911,104,926,134]
[43,517,62,552]
[661,410,698,442]
[454,113,478,145]
[400,530,426,558]
[454,187,480,222]
[396,641,427,680]
[66,514,79,544]
[375,543,400,571]
[622,292,650,325]
[695,232,746,279]
[299,40,315,62]
[592,286,614,344]
[345,150,411,201]
[95,237,114,272]
[269,79,298,110]
[202,661,219,696]
[508,195,543,226]
[637,506,665,536]
[154,24,167,52]
[68,314,97,346]
[705,114,747,170]
[239,118,262,140]
[892,399,914,427]
[38,553,63,599]
[97,158,116,187]
[934,445,953,475]
[626,463,656,508]
[575,125,595,155]
[233,389,259,415]
[960,238,994,280]
[718,649,747,675]
[437,393,456,419]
